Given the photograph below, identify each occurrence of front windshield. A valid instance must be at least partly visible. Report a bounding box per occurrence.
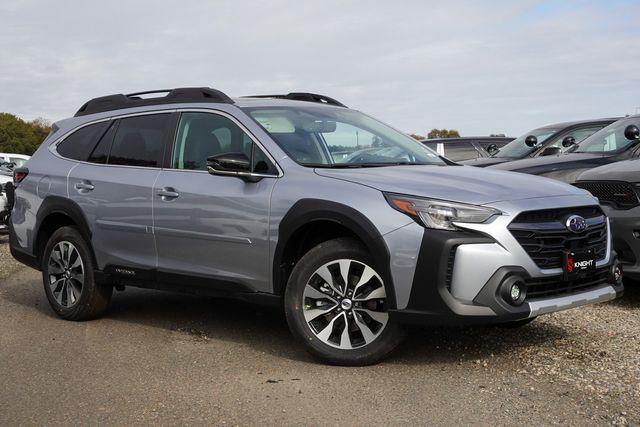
[243,106,444,167]
[573,116,640,153]
[493,126,560,158]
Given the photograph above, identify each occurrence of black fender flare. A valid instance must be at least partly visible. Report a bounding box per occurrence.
[273,199,397,309]
[34,196,94,261]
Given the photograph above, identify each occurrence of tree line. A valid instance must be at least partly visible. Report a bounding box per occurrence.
[0,113,51,155]
[410,128,461,140]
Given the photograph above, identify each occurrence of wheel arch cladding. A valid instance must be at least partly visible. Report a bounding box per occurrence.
[273,199,397,309]
[35,196,94,267]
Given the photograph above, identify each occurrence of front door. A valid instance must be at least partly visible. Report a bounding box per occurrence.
[152,111,280,293]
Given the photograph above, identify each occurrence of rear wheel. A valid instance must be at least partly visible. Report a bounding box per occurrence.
[284,238,405,365]
[42,226,112,320]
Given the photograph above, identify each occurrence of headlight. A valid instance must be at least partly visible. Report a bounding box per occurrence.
[385,193,501,230]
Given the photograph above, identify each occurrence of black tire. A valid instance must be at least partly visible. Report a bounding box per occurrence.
[284,238,406,366]
[42,226,112,320]
[497,317,537,329]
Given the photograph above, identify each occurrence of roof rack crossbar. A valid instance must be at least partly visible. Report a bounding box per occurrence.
[242,92,347,108]
[126,89,174,97]
[74,87,234,117]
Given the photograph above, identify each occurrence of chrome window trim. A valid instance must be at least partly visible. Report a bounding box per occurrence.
[48,107,283,177]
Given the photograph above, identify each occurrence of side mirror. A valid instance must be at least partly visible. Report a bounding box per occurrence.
[486,144,499,155]
[540,146,562,157]
[561,136,576,148]
[524,135,538,147]
[624,124,640,141]
[207,153,261,182]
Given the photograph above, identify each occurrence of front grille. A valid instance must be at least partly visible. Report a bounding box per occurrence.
[525,268,610,300]
[574,181,640,210]
[508,206,608,269]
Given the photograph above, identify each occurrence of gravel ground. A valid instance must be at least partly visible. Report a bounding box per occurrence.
[0,237,638,425]
[0,234,22,280]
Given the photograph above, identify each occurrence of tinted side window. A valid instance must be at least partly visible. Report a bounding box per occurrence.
[56,121,109,161]
[173,112,276,174]
[443,141,479,161]
[108,114,170,167]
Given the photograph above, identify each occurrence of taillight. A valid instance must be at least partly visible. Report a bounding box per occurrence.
[14,168,28,185]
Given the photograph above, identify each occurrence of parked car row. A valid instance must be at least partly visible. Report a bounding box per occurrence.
[461,118,619,167]
[459,116,640,283]
[3,88,627,365]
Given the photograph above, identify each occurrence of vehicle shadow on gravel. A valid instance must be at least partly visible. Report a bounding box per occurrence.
[5,275,570,366]
[609,279,640,308]
[112,289,570,366]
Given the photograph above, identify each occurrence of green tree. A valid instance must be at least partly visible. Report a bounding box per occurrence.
[0,113,51,155]
[427,128,460,139]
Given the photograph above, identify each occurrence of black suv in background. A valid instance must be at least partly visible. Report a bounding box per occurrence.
[490,116,640,183]
[421,136,513,162]
[462,118,618,167]
[574,126,640,281]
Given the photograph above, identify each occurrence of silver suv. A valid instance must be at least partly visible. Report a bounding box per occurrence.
[8,88,623,365]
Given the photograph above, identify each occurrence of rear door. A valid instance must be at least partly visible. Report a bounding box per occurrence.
[152,110,280,293]
[68,112,176,271]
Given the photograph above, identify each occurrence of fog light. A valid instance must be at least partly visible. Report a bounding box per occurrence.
[510,284,521,302]
[500,277,526,306]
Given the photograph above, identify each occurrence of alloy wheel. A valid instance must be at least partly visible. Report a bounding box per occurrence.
[47,241,84,308]
[303,259,388,349]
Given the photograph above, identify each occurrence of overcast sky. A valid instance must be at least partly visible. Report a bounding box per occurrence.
[1,0,639,136]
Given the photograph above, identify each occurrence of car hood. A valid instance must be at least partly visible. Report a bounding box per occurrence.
[487,153,617,184]
[459,157,513,167]
[314,165,586,206]
[489,153,604,172]
[577,158,640,182]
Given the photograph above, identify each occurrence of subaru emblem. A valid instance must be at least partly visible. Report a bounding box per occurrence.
[566,215,588,234]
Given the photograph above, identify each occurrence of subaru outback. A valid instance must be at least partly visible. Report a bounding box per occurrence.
[7,88,623,365]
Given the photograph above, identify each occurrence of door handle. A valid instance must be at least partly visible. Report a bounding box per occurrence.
[74,181,95,192]
[157,187,180,200]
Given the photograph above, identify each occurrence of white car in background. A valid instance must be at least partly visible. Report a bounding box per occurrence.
[0,153,30,168]
[0,191,7,231]
[0,153,28,231]
[0,153,29,186]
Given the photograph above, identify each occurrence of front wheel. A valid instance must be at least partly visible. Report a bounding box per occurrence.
[284,238,405,366]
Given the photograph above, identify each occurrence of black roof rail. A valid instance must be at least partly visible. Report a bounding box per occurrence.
[74,87,234,117]
[242,92,347,108]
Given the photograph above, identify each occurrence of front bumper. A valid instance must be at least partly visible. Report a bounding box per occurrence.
[387,229,623,325]
[383,196,624,325]
[603,205,640,280]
